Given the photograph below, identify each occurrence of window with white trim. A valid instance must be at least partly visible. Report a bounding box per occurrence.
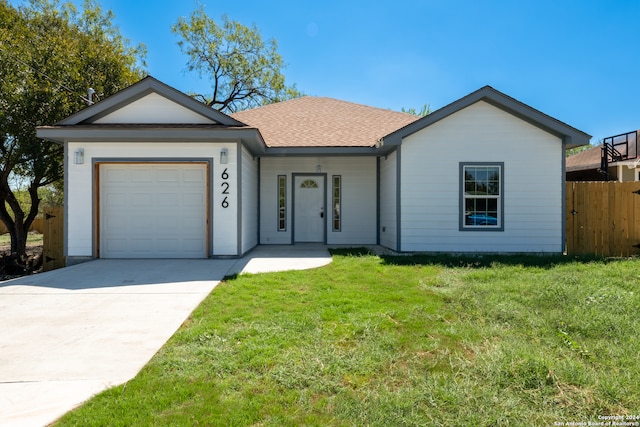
[461,163,503,230]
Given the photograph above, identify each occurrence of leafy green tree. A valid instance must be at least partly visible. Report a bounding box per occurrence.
[0,0,145,263]
[566,143,596,157]
[172,7,301,113]
[401,104,431,117]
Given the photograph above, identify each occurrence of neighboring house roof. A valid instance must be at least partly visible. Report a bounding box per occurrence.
[230,96,420,148]
[382,85,592,149]
[566,145,601,172]
[567,130,639,173]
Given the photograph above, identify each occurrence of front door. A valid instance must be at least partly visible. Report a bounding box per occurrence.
[294,175,325,242]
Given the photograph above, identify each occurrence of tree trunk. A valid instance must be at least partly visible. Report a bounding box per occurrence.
[4,196,27,258]
[0,184,33,261]
[0,175,46,276]
[0,209,28,275]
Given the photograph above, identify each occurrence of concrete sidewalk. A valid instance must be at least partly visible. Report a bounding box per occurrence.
[0,245,331,427]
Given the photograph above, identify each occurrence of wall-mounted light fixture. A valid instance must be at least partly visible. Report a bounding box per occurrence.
[74,148,84,164]
[220,148,228,164]
[315,164,322,173]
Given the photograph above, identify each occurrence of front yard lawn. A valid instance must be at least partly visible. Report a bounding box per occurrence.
[0,231,43,250]
[55,250,640,426]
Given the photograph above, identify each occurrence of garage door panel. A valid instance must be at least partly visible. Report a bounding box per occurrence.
[183,223,205,235]
[155,215,178,229]
[103,168,129,182]
[130,169,153,182]
[157,193,178,206]
[130,238,154,250]
[132,220,154,233]
[157,169,179,182]
[104,238,128,253]
[183,169,205,182]
[156,239,179,250]
[104,193,128,207]
[183,193,205,207]
[183,215,205,226]
[131,193,153,206]
[181,239,206,252]
[104,213,129,227]
[100,163,208,258]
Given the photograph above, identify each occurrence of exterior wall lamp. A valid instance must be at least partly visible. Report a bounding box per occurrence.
[220,148,228,164]
[74,148,84,164]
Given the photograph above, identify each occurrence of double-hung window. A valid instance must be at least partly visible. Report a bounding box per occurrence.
[460,163,504,231]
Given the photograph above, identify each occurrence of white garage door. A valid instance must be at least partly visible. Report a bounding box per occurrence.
[100,163,208,258]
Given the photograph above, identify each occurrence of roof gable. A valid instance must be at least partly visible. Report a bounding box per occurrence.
[382,86,591,149]
[93,92,215,124]
[57,76,245,127]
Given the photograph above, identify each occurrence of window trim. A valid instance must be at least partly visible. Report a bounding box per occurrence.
[459,162,504,232]
[277,174,286,231]
[332,175,341,232]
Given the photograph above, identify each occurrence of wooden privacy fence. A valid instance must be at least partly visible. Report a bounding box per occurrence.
[0,216,44,234]
[42,206,64,271]
[566,181,640,257]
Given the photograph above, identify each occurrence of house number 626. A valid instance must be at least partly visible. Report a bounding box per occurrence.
[221,168,230,208]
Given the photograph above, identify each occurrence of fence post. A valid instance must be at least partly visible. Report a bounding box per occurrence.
[566,182,575,254]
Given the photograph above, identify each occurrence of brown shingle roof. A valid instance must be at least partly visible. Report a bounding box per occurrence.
[231,96,420,148]
[566,145,601,172]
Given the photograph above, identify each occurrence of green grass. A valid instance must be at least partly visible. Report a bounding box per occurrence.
[54,250,640,426]
[0,231,43,247]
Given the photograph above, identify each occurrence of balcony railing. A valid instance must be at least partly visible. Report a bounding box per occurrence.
[600,130,638,180]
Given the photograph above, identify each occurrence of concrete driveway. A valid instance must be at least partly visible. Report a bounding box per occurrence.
[0,245,331,427]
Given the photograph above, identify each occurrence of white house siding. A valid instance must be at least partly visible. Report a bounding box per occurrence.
[240,145,259,254]
[260,156,377,245]
[66,142,239,259]
[94,93,215,124]
[379,150,398,250]
[399,101,564,253]
[211,144,239,256]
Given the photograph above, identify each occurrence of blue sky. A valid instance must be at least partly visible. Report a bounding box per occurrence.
[12,0,640,143]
